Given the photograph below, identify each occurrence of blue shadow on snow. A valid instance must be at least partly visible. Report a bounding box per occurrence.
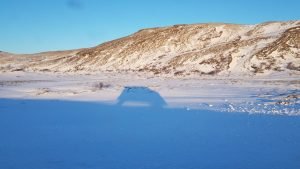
[0,86,300,169]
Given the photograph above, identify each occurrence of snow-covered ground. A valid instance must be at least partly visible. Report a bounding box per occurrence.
[1,87,300,169]
[0,72,299,115]
[1,72,300,169]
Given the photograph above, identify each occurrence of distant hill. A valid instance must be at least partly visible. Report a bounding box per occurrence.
[1,21,299,76]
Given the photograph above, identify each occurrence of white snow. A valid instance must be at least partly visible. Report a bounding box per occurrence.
[0,72,299,115]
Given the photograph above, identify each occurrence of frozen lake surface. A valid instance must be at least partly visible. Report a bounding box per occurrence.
[1,95,300,169]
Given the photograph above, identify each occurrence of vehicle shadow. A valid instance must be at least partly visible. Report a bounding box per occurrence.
[116,86,166,108]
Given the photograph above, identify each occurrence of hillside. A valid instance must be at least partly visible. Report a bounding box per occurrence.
[1,21,299,76]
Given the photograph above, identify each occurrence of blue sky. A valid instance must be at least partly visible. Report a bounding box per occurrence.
[0,0,299,54]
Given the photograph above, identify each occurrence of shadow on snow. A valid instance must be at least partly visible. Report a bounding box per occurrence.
[0,86,300,169]
[116,86,167,108]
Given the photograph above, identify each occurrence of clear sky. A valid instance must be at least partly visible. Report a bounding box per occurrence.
[1,0,299,54]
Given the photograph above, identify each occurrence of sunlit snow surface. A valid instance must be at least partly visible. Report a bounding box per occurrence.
[196,89,300,115]
[1,72,298,115]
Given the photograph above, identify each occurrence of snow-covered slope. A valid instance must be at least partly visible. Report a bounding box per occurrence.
[1,21,299,76]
